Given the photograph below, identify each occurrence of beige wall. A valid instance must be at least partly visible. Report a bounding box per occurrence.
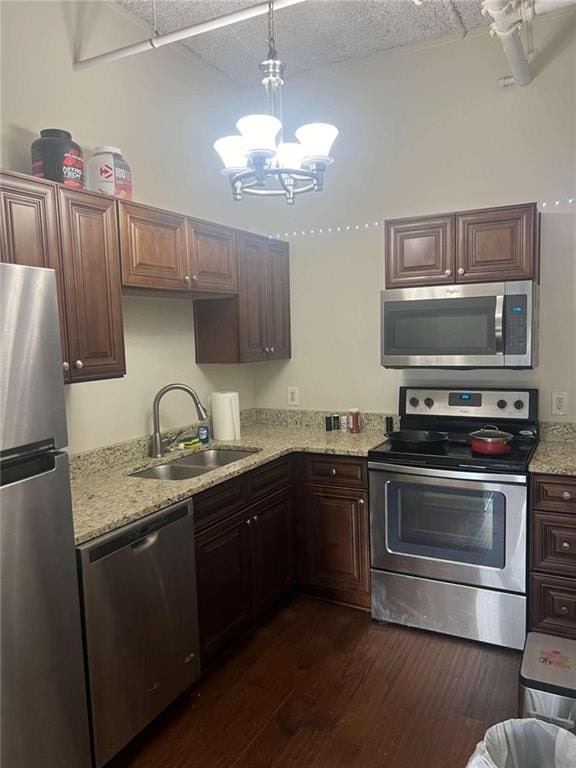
[254,13,576,421]
[0,0,263,452]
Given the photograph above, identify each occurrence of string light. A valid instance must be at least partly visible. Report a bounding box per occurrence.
[270,195,575,240]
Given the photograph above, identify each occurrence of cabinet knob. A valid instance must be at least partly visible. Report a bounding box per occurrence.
[270,346,275,353]
[561,541,571,551]
[184,276,190,285]
[330,468,337,476]
[74,360,83,369]
[562,491,572,500]
[246,518,252,526]
[62,361,70,372]
[264,347,270,354]
[457,267,466,275]
[444,269,452,276]
[559,605,569,615]
[253,514,259,522]
[192,275,198,281]
[359,498,365,505]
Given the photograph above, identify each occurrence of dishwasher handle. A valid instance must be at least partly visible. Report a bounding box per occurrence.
[85,503,190,564]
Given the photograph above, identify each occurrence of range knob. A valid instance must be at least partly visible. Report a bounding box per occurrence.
[424,397,434,408]
[514,400,525,410]
[497,399,507,410]
[409,397,420,407]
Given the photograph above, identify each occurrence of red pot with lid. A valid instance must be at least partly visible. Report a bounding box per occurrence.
[469,424,514,455]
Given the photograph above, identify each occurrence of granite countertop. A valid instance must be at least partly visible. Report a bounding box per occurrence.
[71,425,385,546]
[529,440,576,477]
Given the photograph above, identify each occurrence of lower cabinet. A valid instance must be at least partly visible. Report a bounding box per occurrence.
[300,484,370,608]
[195,488,294,663]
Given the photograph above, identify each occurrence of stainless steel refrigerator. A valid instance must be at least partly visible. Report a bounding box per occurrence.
[0,263,92,767]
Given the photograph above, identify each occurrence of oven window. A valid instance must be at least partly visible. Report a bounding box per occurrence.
[383,297,497,356]
[387,482,505,568]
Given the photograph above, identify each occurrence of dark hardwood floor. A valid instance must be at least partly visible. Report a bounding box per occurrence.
[109,597,521,768]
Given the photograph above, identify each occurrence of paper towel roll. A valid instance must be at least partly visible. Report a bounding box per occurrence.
[211,392,241,441]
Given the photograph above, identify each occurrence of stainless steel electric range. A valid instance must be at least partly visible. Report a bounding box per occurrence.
[368,386,539,650]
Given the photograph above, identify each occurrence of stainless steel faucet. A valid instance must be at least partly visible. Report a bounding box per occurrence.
[150,383,208,458]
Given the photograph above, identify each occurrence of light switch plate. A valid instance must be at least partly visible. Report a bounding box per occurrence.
[287,387,299,407]
[552,391,569,416]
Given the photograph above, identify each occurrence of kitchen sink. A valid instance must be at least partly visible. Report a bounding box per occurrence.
[131,464,211,481]
[175,449,258,468]
[130,448,259,480]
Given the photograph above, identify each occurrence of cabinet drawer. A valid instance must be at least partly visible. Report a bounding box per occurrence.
[304,455,367,488]
[531,573,576,640]
[533,512,576,576]
[249,457,292,501]
[533,475,576,514]
[193,475,249,532]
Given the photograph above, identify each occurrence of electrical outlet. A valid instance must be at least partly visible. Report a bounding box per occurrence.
[552,391,569,416]
[287,387,299,407]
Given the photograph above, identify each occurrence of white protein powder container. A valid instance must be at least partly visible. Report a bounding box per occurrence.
[86,146,132,198]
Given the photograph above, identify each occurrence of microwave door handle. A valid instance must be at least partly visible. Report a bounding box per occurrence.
[495,294,504,355]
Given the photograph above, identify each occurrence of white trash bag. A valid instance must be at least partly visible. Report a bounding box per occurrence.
[466,718,576,768]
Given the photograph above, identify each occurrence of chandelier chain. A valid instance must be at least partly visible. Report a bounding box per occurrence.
[267,0,277,59]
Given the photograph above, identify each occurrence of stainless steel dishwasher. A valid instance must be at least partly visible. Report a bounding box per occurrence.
[77,501,201,767]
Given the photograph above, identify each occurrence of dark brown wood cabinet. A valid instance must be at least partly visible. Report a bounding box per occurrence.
[530,473,576,640]
[58,189,125,381]
[194,234,291,363]
[298,455,370,609]
[188,219,238,294]
[194,462,294,663]
[195,508,254,662]
[385,214,455,287]
[385,203,538,288]
[0,172,70,376]
[119,201,190,291]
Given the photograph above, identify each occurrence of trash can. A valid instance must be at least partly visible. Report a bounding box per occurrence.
[520,631,576,733]
[466,718,576,768]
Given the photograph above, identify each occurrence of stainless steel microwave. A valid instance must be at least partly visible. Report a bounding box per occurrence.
[381,280,537,369]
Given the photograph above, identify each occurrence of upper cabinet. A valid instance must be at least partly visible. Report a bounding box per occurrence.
[189,220,238,294]
[119,202,239,295]
[0,171,69,374]
[119,201,190,291]
[194,233,291,364]
[58,188,125,381]
[385,203,538,288]
[0,172,125,383]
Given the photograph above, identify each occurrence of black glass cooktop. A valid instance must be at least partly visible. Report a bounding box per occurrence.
[368,431,538,474]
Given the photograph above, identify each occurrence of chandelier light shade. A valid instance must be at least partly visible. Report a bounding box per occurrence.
[213,1,338,204]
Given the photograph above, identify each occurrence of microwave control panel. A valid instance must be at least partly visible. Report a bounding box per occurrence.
[504,295,528,355]
[404,388,532,420]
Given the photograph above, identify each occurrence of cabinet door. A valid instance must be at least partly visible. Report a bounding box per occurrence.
[188,220,238,293]
[303,485,370,606]
[456,204,537,282]
[238,234,268,361]
[251,491,294,617]
[385,214,455,287]
[58,189,125,381]
[195,510,253,662]
[0,173,70,379]
[119,201,190,290]
[531,573,576,640]
[265,240,291,360]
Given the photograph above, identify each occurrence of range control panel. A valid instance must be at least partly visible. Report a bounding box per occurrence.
[404,388,533,420]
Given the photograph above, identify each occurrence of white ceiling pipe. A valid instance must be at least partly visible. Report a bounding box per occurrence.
[73,0,308,71]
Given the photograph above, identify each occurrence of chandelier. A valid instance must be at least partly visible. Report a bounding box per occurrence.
[213,1,338,204]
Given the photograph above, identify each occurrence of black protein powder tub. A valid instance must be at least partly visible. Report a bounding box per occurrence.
[31,129,84,188]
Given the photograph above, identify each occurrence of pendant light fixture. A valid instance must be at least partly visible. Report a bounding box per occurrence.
[213,1,338,204]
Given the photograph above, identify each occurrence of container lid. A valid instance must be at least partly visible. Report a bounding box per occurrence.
[40,128,72,139]
[469,425,513,442]
[520,632,576,697]
[93,146,122,156]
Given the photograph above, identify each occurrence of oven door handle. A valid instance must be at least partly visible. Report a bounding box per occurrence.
[495,294,504,355]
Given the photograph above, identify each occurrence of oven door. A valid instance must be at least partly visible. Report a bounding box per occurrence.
[381,283,505,368]
[369,464,527,593]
